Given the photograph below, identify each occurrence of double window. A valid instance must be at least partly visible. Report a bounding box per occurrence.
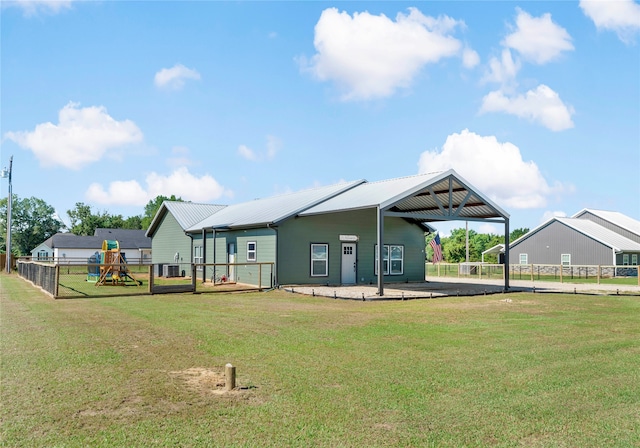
[311,244,328,277]
[374,245,404,275]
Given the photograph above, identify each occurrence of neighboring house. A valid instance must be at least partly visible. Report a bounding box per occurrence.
[147,170,510,293]
[510,214,640,267]
[30,229,152,263]
[573,209,640,244]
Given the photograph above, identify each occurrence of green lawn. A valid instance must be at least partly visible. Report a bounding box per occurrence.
[2,274,639,447]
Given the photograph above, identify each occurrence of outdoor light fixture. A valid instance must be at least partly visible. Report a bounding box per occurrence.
[1,156,13,273]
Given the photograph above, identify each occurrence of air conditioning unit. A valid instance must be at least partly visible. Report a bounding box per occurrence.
[163,264,179,278]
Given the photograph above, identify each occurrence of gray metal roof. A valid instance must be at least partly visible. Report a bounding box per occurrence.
[146,202,227,236]
[300,170,509,222]
[512,217,640,252]
[94,228,151,249]
[187,180,364,231]
[37,232,149,251]
[573,209,640,237]
[556,218,640,252]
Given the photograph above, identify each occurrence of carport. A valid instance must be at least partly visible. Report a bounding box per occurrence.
[300,169,510,296]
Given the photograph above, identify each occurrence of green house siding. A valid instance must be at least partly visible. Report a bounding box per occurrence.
[277,209,426,285]
[151,211,192,266]
[199,228,276,287]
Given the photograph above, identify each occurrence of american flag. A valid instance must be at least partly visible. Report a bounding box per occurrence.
[429,233,443,263]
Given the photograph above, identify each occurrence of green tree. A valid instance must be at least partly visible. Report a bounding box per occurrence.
[0,195,65,256]
[509,227,529,242]
[141,195,183,229]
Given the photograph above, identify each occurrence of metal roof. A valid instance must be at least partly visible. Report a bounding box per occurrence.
[573,209,640,237]
[187,180,364,231]
[556,218,640,252]
[146,202,227,236]
[37,232,150,250]
[300,170,509,222]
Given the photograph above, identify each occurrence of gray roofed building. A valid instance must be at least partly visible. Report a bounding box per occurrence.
[148,170,511,294]
[573,208,640,244]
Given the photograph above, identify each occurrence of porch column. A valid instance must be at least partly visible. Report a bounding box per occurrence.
[504,217,510,291]
[377,206,385,296]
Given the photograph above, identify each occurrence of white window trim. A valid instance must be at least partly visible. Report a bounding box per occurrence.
[311,243,329,277]
[622,254,629,266]
[194,246,203,271]
[632,254,638,266]
[561,254,571,266]
[247,241,257,262]
[519,253,528,265]
[375,244,404,276]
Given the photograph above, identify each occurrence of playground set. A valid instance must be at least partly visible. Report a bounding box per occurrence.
[88,240,142,286]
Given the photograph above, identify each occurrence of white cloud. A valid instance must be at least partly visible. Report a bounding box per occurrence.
[417,129,568,209]
[85,167,229,206]
[462,47,480,68]
[480,84,574,131]
[580,0,640,43]
[478,223,502,235]
[238,135,282,162]
[167,146,194,168]
[482,48,521,85]
[300,7,464,101]
[154,64,201,90]
[238,145,258,162]
[3,102,143,170]
[503,9,574,64]
[6,0,73,16]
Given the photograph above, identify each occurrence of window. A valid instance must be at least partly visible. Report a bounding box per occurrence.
[247,242,257,262]
[37,250,48,261]
[632,254,638,266]
[311,244,328,277]
[623,254,629,266]
[194,246,203,271]
[375,245,404,275]
[561,254,571,266]
[390,245,404,275]
[519,253,528,264]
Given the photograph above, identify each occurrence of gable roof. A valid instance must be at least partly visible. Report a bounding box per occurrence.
[33,230,152,252]
[93,229,151,249]
[187,180,364,231]
[146,202,227,237]
[573,209,640,237]
[300,170,509,222]
[511,217,640,252]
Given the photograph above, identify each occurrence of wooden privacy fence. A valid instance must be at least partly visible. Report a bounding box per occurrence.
[426,262,640,286]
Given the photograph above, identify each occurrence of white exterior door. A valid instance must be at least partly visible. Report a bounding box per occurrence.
[341,243,357,284]
[228,243,236,281]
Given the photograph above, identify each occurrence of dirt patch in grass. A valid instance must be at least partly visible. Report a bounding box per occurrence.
[169,367,257,398]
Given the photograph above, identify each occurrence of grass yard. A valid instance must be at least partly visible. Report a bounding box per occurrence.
[2,274,639,447]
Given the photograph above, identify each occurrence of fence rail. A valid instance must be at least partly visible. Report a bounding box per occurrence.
[17,259,275,298]
[426,262,640,286]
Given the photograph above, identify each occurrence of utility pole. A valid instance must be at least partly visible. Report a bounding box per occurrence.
[1,156,13,273]
[465,220,469,263]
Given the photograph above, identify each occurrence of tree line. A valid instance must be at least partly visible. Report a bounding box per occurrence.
[426,227,529,264]
[0,195,182,256]
[1,193,528,262]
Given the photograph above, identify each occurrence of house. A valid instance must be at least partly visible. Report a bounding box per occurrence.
[510,211,640,267]
[146,170,511,294]
[30,229,152,264]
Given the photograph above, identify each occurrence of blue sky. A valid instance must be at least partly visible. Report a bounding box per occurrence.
[1,0,639,235]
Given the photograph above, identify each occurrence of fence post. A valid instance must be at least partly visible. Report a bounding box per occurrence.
[148,265,153,293]
[637,266,640,286]
[54,264,60,298]
[258,263,262,291]
[559,265,563,283]
[597,265,600,284]
[530,264,534,282]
